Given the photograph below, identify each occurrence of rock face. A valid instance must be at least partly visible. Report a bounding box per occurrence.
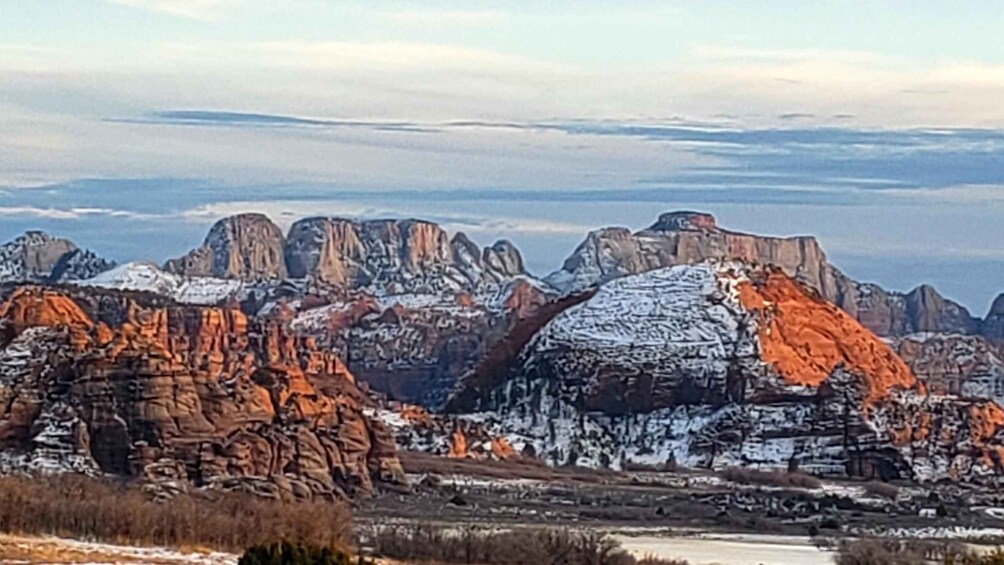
[0,232,113,284]
[0,286,403,499]
[289,278,552,410]
[983,294,1004,341]
[166,214,287,281]
[893,333,1004,403]
[449,263,1004,482]
[283,217,526,292]
[546,211,982,338]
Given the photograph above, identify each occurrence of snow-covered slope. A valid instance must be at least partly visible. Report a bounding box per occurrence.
[448,262,1004,483]
[77,262,244,305]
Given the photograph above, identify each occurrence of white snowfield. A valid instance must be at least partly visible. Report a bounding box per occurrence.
[613,533,835,565]
[76,262,244,305]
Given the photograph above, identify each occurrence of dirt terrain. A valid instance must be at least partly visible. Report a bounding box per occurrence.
[358,452,1004,542]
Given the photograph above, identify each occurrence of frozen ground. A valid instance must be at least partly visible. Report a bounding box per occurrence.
[612,533,834,565]
[0,534,238,564]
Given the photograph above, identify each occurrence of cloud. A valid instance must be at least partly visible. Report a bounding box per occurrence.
[244,40,571,73]
[121,110,437,133]
[0,206,156,220]
[692,45,893,66]
[378,9,507,27]
[179,199,591,236]
[106,0,232,20]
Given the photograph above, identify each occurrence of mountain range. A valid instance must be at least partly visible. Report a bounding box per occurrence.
[2,210,1004,495]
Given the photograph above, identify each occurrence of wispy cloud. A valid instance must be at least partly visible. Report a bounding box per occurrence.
[0,206,156,220]
[106,0,232,20]
[179,199,591,236]
[245,40,571,73]
[378,9,507,27]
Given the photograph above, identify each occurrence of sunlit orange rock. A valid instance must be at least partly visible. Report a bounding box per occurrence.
[737,271,916,402]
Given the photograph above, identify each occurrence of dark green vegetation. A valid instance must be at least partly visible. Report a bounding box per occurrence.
[240,541,371,565]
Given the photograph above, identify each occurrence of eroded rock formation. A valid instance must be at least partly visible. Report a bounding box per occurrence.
[0,286,403,499]
[283,217,527,291]
[449,263,1004,482]
[166,214,287,281]
[0,232,113,284]
[545,211,983,339]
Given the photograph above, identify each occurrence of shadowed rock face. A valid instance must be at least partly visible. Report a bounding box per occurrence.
[451,263,1004,483]
[983,294,1004,341]
[0,286,403,500]
[0,232,114,284]
[166,214,287,281]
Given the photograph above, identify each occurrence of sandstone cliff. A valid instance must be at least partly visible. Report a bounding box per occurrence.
[283,217,526,292]
[166,214,287,281]
[546,211,983,338]
[0,286,403,499]
[449,263,1004,482]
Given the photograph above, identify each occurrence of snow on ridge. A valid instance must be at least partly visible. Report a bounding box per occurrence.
[538,263,749,348]
[76,262,243,305]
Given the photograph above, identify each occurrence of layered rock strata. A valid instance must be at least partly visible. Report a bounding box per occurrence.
[0,286,403,499]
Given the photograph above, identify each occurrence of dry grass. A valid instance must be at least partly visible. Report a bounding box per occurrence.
[834,539,1004,565]
[0,474,351,553]
[0,533,231,564]
[719,466,822,489]
[365,524,687,565]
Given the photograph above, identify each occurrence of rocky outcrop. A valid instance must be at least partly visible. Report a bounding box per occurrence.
[449,263,1004,483]
[369,403,517,461]
[0,232,113,284]
[983,294,1004,341]
[290,278,553,410]
[892,333,1004,402]
[546,211,982,338]
[0,286,403,499]
[283,217,527,292]
[166,214,287,281]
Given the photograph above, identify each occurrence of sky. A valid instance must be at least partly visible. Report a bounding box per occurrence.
[3,1,1004,313]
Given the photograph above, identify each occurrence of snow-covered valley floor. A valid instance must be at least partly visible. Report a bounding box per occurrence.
[612,533,834,565]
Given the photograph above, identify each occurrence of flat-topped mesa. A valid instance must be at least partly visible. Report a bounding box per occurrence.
[648,211,718,232]
[546,210,985,339]
[547,210,836,298]
[166,213,287,281]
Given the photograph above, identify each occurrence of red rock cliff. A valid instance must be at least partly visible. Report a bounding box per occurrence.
[0,286,402,500]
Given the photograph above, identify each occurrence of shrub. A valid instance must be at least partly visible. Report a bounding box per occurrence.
[0,474,351,552]
[239,541,370,565]
[366,524,688,565]
[835,539,925,565]
[834,539,1004,565]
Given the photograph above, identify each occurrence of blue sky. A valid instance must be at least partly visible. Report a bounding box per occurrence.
[3,1,1004,313]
